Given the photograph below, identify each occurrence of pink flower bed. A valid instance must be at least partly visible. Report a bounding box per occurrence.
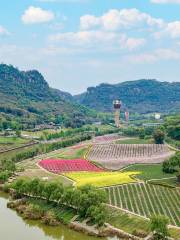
[39,158,103,173]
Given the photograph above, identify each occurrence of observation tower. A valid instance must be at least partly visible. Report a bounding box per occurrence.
[125,111,129,125]
[113,100,121,128]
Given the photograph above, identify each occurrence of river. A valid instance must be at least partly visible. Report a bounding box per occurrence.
[0,192,118,240]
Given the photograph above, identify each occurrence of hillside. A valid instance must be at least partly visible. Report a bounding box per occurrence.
[0,64,96,129]
[74,80,180,113]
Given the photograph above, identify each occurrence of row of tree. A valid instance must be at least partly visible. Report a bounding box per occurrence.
[0,159,16,183]
[10,179,107,226]
[12,133,92,163]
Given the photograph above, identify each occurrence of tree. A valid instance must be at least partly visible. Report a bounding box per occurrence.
[15,129,21,137]
[1,159,16,173]
[153,129,165,144]
[150,215,169,240]
[176,169,180,183]
[163,152,180,173]
[139,128,145,139]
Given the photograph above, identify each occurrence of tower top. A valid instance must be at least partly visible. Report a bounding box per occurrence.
[113,100,121,109]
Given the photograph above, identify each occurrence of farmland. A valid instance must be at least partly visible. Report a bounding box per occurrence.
[116,138,152,144]
[93,134,122,143]
[0,136,32,152]
[107,206,180,239]
[52,146,88,159]
[87,144,174,170]
[39,159,103,173]
[122,163,176,180]
[65,171,140,187]
[105,182,180,227]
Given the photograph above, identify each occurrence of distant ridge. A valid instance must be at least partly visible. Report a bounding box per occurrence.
[74,79,180,113]
[0,64,95,128]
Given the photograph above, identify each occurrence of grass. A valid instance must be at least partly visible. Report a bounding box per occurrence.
[107,207,180,239]
[122,163,176,180]
[0,144,37,161]
[107,207,150,235]
[0,136,31,151]
[17,170,73,186]
[54,147,88,159]
[106,183,180,227]
[116,138,152,144]
[149,177,179,188]
[65,171,140,187]
[28,198,76,224]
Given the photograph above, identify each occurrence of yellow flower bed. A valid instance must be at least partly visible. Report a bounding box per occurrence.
[65,171,140,187]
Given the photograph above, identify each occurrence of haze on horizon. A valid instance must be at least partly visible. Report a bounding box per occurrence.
[0,0,180,94]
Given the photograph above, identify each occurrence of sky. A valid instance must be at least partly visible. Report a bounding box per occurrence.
[0,0,180,94]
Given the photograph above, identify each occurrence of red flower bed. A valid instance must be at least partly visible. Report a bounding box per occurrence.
[39,158,103,173]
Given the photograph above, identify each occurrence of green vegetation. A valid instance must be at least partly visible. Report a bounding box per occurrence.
[28,199,76,224]
[3,134,91,163]
[122,164,176,180]
[0,64,98,130]
[55,147,87,159]
[0,136,32,151]
[153,129,165,144]
[75,79,180,113]
[165,114,180,141]
[0,159,16,183]
[106,183,180,226]
[117,138,152,144]
[150,215,169,240]
[163,152,180,173]
[107,207,150,236]
[10,179,107,226]
[149,177,178,188]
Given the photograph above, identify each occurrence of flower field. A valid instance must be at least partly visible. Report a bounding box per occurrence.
[93,134,121,143]
[106,183,180,227]
[87,144,174,170]
[39,159,103,173]
[65,171,140,187]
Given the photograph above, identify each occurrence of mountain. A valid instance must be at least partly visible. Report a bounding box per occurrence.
[0,64,96,129]
[74,79,180,114]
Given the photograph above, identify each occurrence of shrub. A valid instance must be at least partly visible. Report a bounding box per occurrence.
[150,215,169,240]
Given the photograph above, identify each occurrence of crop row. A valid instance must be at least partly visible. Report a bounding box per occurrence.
[87,144,173,170]
[105,183,180,227]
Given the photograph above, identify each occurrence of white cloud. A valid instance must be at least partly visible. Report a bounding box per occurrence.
[80,9,164,31]
[151,0,180,3]
[0,25,9,36]
[22,6,55,24]
[126,48,180,63]
[155,21,180,38]
[49,30,117,45]
[123,38,146,50]
[49,30,145,51]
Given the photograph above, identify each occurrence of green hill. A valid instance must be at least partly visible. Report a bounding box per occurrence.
[0,64,96,129]
[74,80,180,113]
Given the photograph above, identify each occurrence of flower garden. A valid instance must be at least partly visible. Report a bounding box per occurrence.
[38,158,103,174]
[65,171,140,187]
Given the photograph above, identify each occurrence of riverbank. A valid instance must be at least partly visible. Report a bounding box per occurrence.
[7,197,146,239]
[0,191,104,240]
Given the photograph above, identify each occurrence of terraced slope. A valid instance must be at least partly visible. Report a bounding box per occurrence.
[105,183,180,227]
[87,144,174,170]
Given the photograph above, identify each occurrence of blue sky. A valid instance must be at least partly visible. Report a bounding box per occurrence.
[0,0,180,94]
